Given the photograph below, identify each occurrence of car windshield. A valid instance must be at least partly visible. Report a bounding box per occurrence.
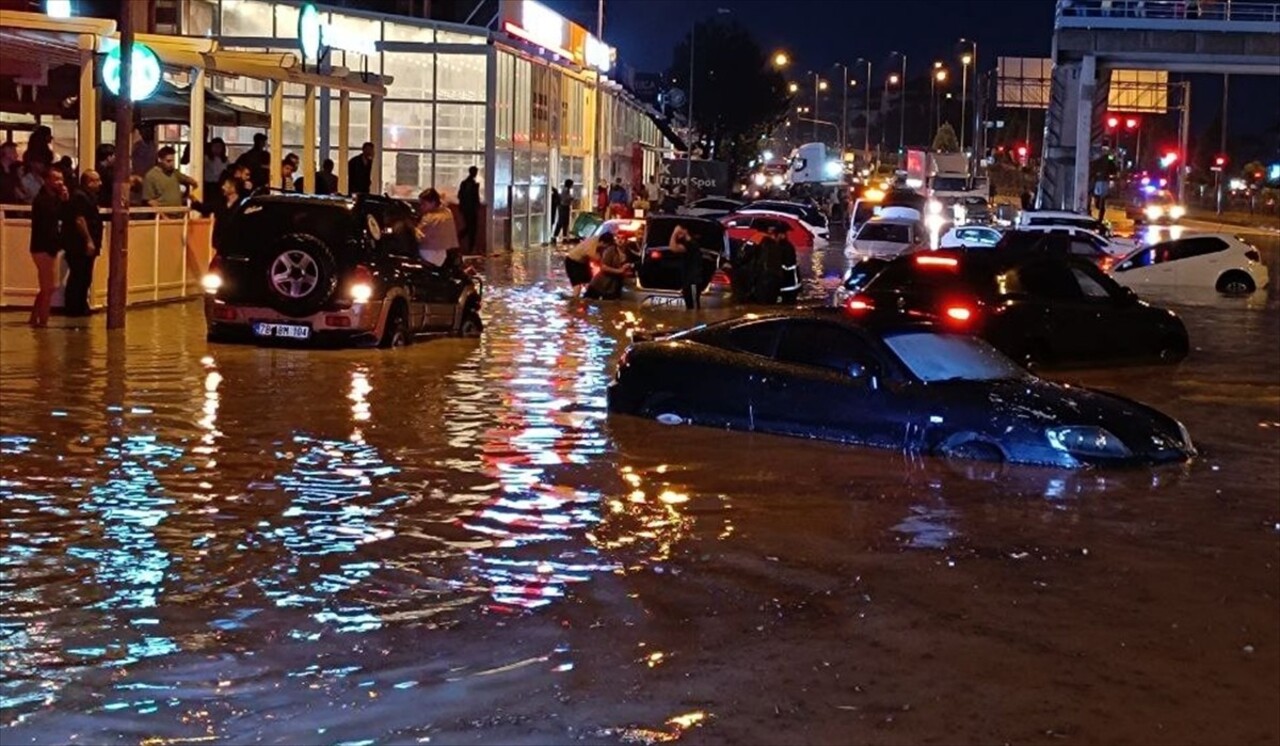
[858,223,911,243]
[932,177,968,192]
[884,332,1029,383]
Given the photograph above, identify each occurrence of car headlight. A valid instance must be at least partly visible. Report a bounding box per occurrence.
[1045,426,1132,458]
[1145,205,1164,220]
[1169,205,1185,219]
[927,199,943,215]
[349,282,373,303]
[1175,420,1195,454]
[201,272,222,294]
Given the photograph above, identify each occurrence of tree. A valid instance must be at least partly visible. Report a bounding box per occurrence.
[667,19,789,181]
[932,123,959,153]
[1242,160,1266,185]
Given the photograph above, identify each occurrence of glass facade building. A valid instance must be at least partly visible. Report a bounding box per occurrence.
[181,0,669,249]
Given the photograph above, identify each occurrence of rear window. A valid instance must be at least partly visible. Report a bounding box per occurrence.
[228,202,354,257]
[858,223,911,243]
[868,258,993,297]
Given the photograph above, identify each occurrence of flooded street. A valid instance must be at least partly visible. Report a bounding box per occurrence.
[2,239,1278,745]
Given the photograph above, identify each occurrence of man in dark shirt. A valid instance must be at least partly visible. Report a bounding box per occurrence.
[28,168,68,327]
[235,133,271,189]
[62,170,104,316]
[458,165,481,252]
[347,142,374,194]
[314,159,338,195]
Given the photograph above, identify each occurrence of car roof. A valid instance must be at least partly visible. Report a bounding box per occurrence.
[689,308,940,337]
[1019,210,1098,221]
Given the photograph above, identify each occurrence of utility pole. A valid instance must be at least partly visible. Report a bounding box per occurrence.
[107,0,134,330]
[597,0,603,37]
[813,73,820,142]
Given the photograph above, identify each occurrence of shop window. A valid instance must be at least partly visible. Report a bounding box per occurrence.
[436,54,486,102]
[383,152,431,199]
[435,103,485,152]
[383,101,433,151]
[219,0,273,36]
[514,58,531,145]
[326,98,373,151]
[274,4,299,37]
[435,153,484,195]
[514,149,531,183]
[184,0,216,36]
[382,53,434,101]
[385,21,432,42]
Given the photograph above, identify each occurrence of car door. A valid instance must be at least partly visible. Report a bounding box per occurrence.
[1068,261,1160,360]
[749,320,902,447]
[363,202,431,332]
[1167,236,1230,287]
[1008,258,1109,363]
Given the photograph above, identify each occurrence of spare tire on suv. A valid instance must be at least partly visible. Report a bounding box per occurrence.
[263,233,338,318]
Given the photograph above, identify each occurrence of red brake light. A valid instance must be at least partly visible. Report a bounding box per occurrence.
[944,306,972,322]
[846,295,874,312]
[916,255,958,268]
[1245,249,1260,263]
[1099,256,1115,272]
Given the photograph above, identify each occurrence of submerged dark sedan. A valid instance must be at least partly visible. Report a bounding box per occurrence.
[608,311,1195,468]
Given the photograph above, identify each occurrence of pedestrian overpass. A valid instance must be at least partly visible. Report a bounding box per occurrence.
[1039,0,1280,212]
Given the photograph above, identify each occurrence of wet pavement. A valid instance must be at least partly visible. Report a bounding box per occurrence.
[1,232,1278,745]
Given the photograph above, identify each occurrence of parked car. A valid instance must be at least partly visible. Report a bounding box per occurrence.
[203,193,482,348]
[1016,209,1114,238]
[994,229,1125,271]
[845,215,927,259]
[722,211,813,250]
[845,249,1190,367]
[678,197,746,220]
[634,215,732,302]
[848,197,881,234]
[607,310,1195,468]
[739,200,829,239]
[1016,223,1138,259]
[939,225,1003,249]
[1111,233,1270,295]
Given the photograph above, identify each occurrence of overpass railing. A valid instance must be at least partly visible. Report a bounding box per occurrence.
[1057,1,1280,30]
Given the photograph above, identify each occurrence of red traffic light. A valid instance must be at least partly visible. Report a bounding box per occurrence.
[1125,117,1139,130]
[1214,155,1228,167]
[1106,116,1120,129]
[1016,145,1028,157]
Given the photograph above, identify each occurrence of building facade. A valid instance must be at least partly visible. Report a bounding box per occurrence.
[178,0,668,249]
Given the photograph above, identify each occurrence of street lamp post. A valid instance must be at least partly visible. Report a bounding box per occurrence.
[893,51,907,155]
[958,38,977,156]
[930,62,946,138]
[834,63,850,158]
[856,58,871,157]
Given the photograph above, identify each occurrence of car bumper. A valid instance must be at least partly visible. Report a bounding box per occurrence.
[204,297,385,348]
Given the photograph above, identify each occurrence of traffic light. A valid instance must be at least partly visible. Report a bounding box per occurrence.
[1106,115,1120,130]
[1125,117,1139,130]
[1212,154,1228,171]
[1015,144,1029,166]
[1160,151,1179,169]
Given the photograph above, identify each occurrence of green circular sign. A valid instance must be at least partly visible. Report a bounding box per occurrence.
[102,42,161,101]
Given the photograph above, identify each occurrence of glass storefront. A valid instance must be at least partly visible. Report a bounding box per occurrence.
[190,0,668,249]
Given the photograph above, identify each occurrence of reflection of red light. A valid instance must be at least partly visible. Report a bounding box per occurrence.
[945,306,972,322]
[846,295,874,311]
[1099,256,1114,272]
[916,255,958,267]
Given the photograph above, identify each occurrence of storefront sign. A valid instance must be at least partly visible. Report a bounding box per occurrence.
[584,34,613,73]
[102,41,161,101]
[501,0,571,59]
[298,2,378,63]
[659,158,730,196]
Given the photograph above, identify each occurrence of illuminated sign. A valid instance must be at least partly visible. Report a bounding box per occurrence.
[46,0,72,18]
[584,33,613,73]
[102,42,161,101]
[521,0,566,51]
[297,3,378,62]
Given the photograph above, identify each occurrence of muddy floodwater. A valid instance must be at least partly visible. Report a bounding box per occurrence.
[2,239,1278,745]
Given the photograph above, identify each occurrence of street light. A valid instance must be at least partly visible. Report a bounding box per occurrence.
[788,82,799,94]
[773,51,789,68]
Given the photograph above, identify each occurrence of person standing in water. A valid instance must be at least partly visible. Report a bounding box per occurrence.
[668,223,701,310]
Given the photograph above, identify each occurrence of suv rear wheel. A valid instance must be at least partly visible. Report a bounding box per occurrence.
[265,233,338,317]
[379,304,411,348]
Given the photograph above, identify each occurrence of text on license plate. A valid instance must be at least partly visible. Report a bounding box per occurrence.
[253,322,311,339]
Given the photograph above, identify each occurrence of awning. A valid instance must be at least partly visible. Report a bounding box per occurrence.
[103,79,271,128]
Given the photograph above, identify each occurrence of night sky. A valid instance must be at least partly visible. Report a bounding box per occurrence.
[541,0,1280,151]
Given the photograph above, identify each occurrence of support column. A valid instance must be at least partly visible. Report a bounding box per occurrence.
[190,67,206,195]
[483,46,498,253]
[1070,55,1096,215]
[319,87,331,164]
[303,84,317,193]
[77,46,97,175]
[337,91,351,193]
[1178,82,1191,204]
[369,95,384,194]
[270,81,284,189]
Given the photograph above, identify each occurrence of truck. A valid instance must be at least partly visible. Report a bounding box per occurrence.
[926,152,989,208]
[790,142,842,186]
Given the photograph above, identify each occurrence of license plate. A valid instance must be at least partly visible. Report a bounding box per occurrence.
[252,322,311,340]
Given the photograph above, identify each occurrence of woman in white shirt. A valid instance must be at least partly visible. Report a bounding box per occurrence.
[415,188,459,268]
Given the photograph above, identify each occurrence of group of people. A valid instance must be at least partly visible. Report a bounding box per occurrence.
[25,167,105,327]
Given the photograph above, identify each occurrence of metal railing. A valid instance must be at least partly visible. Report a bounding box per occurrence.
[1057,0,1280,27]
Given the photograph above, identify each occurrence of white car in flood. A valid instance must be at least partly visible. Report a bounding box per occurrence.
[939,225,1002,249]
[1111,233,1270,295]
[844,214,926,259]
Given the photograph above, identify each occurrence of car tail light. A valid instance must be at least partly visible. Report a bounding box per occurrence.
[945,305,973,322]
[348,265,375,303]
[211,304,237,321]
[710,269,731,286]
[916,255,958,268]
[325,315,352,328]
[845,294,874,312]
[1245,249,1261,263]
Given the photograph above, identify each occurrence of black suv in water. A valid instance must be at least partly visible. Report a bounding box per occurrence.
[204,193,482,347]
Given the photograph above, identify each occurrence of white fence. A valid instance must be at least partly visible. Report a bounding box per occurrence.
[0,206,215,311]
